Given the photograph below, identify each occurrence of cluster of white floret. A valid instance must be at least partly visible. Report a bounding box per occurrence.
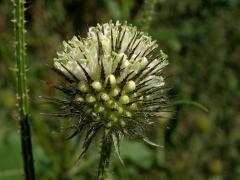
[53,21,168,133]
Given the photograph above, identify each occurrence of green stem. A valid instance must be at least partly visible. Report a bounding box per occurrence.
[13,0,35,179]
[98,131,112,180]
[135,0,157,32]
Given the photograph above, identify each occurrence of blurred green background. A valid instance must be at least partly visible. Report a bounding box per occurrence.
[1,0,240,179]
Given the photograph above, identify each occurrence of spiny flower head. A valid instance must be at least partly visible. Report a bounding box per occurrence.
[51,21,168,157]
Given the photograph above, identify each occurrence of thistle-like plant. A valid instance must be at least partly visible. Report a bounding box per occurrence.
[48,21,169,179]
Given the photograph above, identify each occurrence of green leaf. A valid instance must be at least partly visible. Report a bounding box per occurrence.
[120,140,153,169]
[171,100,209,112]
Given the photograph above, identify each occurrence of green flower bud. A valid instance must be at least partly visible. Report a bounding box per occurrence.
[94,104,105,112]
[92,81,102,92]
[100,92,110,101]
[125,111,132,117]
[117,106,124,114]
[107,74,116,87]
[78,81,89,93]
[110,87,120,97]
[120,120,126,127]
[119,95,130,104]
[75,95,84,102]
[124,80,136,92]
[106,122,112,128]
[86,94,96,103]
[109,113,118,122]
[106,100,118,109]
[106,100,114,108]
[129,103,138,110]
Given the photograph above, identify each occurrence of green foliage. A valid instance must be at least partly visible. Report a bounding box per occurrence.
[0,0,240,179]
[152,0,240,179]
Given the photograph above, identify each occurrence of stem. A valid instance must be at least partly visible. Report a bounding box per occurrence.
[20,116,35,179]
[136,0,157,32]
[98,131,113,180]
[13,0,35,179]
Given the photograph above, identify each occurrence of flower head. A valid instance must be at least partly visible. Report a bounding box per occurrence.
[51,21,168,161]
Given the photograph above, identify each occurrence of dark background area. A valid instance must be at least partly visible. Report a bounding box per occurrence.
[0,0,240,179]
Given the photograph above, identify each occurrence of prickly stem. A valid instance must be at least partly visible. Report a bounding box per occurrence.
[98,131,112,180]
[13,0,35,179]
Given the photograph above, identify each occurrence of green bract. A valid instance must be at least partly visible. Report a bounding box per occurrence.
[51,21,169,178]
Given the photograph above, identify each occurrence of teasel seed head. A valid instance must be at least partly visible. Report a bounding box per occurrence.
[48,21,169,175]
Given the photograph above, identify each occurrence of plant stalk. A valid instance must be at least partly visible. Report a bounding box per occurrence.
[98,131,112,180]
[13,0,35,179]
[135,0,157,32]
